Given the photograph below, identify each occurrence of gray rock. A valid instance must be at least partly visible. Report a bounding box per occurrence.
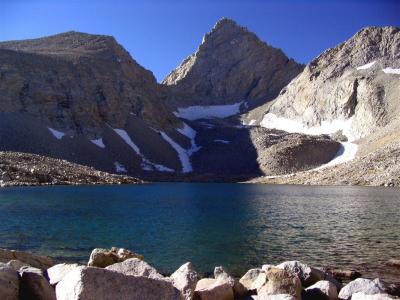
[351,292,395,300]
[88,247,143,268]
[339,278,385,300]
[258,294,297,300]
[46,263,80,285]
[105,257,163,279]
[239,268,268,291]
[214,266,248,298]
[276,261,325,287]
[19,266,56,300]
[305,280,338,300]
[0,264,19,300]
[194,278,234,300]
[258,267,302,300]
[0,248,54,269]
[170,262,198,300]
[56,266,183,300]
[6,260,30,271]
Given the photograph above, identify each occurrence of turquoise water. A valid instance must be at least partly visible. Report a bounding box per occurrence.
[0,183,399,279]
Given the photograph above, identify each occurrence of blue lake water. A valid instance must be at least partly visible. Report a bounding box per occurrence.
[0,183,399,279]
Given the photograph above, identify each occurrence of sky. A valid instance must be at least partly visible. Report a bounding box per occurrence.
[1,0,399,81]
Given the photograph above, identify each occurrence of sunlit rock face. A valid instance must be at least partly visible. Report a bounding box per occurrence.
[163,18,304,109]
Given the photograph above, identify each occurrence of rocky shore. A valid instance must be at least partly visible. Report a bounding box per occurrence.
[1,247,399,300]
[0,152,142,187]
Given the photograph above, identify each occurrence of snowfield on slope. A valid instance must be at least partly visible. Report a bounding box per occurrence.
[174,101,243,120]
[260,113,359,168]
[383,67,400,74]
[356,61,376,70]
[48,128,65,140]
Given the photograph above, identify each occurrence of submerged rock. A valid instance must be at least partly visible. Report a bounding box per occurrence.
[56,266,182,300]
[87,247,143,268]
[105,258,163,279]
[0,248,54,270]
[170,262,198,300]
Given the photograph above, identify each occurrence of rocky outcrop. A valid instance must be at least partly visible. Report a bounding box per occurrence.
[0,248,55,270]
[87,247,143,268]
[55,266,183,300]
[163,18,303,109]
[263,26,400,141]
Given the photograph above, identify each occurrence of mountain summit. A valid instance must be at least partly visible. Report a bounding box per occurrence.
[163,18,304,109]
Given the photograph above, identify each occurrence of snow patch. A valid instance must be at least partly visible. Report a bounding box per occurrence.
[260,113,357,142]
[382,67,400,74]
[48,128,65,140]
[214,139,230,144]
[174,101,243,120]
[356,61,376,70]
[315,142,358,170]
[113,128,174,172]
[249,119,257,125]
[90,138,105,148]
[160,132,193,173]
[114,162,127,173]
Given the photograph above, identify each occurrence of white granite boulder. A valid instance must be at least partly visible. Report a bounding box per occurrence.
[0,263,19,300]
[258,267,302,300]
[240,268,268,291]
[56,266,183,300]
[214,266,248,298]
[87,247,143,268]
[351,292,395,300]
[46,263,80,285]
[170,262,198,299]
[276,261,324,287]
[305,280,338,300]
[105,257,164,279]
[194,278,234,300]
[339,278,385,300]
[19,266,56,300]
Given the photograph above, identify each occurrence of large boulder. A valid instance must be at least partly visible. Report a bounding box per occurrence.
[105,258,163,279]
[240,268,268,291]
[0,248,54,269]
[214,266,248,297]
[19,266,56,300]
[339,278,385,300]
[46,263,80,285]
[258,267,302,300]
[0,263,19,300]
[170,262,198,300]
[56,266,183,300]
[305,280,338,300]
[87,247,143,268]
[194,278,234,300]
[276,261,324,287]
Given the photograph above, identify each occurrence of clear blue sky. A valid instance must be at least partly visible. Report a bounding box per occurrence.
[1,0,399,81]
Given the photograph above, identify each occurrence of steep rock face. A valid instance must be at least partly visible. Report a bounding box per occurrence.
[264,26,400,140]
[0,31,178,137]
[163,18,303,109]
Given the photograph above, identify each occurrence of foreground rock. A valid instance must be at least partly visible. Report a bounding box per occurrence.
[0,248,54,269]
[56,266,183,300]
[305,280,338,300]
[339,278,385,300]
[19,266,56,300]
[46,263,80,285]
[87,247,143,268]
[351,292,395,300]
[170,262,198,300]
[214,266,248,298]
[240,268,268,292]
[276,261,325,287]
[194,278,234,300]
[258,268,302,300]
[0,263,19,300]
[105,258,163,279]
